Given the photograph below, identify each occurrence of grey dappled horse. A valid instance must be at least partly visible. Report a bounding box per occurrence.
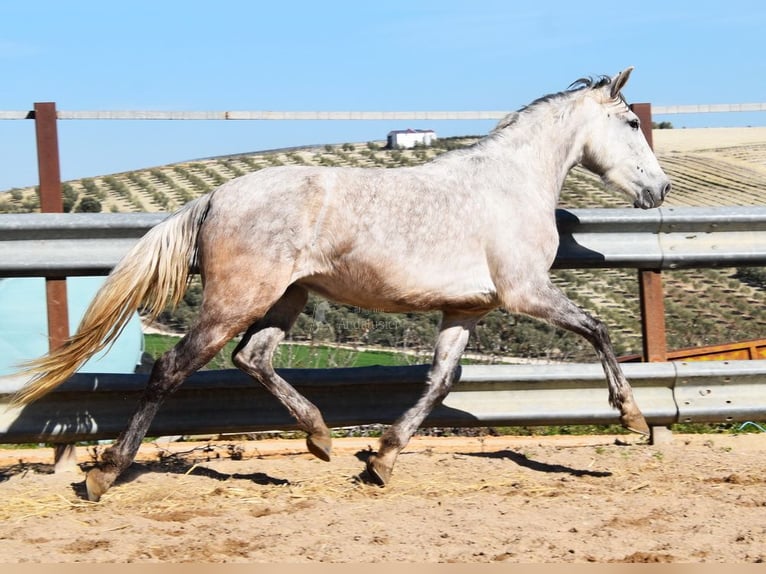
[13,67,670,501]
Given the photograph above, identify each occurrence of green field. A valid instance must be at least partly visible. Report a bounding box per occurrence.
[143,333,430,370]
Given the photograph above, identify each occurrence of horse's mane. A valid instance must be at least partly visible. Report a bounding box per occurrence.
[567,75,611,92]
[432,74,622,162]
[492,75,616,133]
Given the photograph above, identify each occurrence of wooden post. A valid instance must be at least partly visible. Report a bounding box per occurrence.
[34,103,70,350]
[33,102,77,472]
[638,269,668,362]
[631,102,669,444]
[630,103,667,363]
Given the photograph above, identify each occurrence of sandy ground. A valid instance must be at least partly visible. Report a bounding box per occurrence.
[0,433,764,563]
[653,126,766,153]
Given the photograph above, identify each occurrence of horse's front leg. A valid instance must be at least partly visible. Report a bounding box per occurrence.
[505,280,649,435]
[366,311,483,485]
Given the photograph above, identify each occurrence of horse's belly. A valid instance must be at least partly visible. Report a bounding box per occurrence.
[298,263,498,313]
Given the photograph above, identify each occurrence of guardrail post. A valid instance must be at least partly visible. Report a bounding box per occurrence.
[33,102,76,472]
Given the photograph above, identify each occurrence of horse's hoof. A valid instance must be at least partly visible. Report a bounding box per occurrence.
[306,433,332,462]
[621,411,650,436]
[85,468,116,502]
[366,455,392,486]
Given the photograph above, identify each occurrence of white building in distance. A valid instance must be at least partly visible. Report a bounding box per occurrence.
[387,129,437,149]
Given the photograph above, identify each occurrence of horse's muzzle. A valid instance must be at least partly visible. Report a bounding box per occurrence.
[634,181,671,209]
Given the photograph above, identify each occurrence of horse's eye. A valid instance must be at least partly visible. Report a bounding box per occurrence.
[628,118,640,130]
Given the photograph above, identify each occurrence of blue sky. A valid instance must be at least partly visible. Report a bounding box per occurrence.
[2,0,764,190]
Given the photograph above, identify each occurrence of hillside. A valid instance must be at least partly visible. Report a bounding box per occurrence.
[2,128,765,361]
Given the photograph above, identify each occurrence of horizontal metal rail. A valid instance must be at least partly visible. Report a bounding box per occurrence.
[1,104,765,121]
[554,206,766,269]
[1,360,764,443]
[1,207,765,277]
[0,110,510,121]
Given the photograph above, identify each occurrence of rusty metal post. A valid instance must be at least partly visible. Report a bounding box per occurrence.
[33,102,76,472]
[630,103,667,363]
[631,102,654,150]
[34,102,70,350]
[631,102,670,445]
[638,269,667,362]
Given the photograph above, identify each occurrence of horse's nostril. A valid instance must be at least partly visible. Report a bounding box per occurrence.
[661,181,671,200]
[643,188,653,206]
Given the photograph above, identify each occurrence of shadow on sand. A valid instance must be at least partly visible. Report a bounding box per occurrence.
[462,449,612,478]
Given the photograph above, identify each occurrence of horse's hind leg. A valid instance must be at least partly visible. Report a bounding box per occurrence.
[366,311,482,486]
[85,281,287,501]
[85,317,247,501]
[232,285,332,461]
[506,281,649,435]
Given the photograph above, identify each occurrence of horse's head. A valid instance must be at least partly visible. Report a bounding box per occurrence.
[579,67,671,209]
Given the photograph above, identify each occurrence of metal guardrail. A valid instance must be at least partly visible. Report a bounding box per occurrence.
[2,206,766,277]
[0,212,162,277]
[1,360,765,443]
[553,206,766,269]
[1,206,765,444]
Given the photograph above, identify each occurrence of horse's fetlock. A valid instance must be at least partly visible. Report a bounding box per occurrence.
[378,433,403,453]
[99,447,120,467]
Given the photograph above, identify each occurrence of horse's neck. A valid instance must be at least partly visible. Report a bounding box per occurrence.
[450,101,586,205]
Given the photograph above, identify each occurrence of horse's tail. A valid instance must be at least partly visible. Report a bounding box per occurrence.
[10,194,213,407]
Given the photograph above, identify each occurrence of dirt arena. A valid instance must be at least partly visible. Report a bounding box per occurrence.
[0,432,764,563]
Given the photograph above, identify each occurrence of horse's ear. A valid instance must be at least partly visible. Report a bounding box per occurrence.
[609,66,634,99]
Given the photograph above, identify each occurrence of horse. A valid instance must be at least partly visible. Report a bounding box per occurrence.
[11,67,671,501]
